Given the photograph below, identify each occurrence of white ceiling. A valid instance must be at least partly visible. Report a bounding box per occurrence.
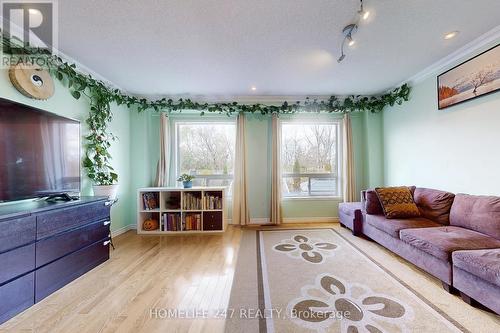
[58,0,500,96]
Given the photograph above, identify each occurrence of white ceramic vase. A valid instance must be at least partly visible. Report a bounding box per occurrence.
[92,184,118,200]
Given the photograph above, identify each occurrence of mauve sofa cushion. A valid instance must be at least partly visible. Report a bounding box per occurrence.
[363,186,416,215]
[450,193,500,240]
[400,226,500,261]
[413,188,455,225]
[365,214,440,238]
[453,249,500,287]
[339,202,362,217]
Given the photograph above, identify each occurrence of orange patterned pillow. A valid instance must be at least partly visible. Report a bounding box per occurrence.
[375,186,421,219]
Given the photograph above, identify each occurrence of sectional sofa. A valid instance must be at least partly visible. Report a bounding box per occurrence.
[339,187,500,314]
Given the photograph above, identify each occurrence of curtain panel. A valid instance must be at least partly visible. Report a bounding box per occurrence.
[271,113,282,224]
[342,113,356,202]
[232,113,250,225]
[155,112,170,187]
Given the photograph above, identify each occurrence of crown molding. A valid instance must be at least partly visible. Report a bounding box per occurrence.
[136,94,334,105]
[401,25,500,86]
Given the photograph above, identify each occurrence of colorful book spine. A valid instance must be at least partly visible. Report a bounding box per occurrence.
[203,195,222,210]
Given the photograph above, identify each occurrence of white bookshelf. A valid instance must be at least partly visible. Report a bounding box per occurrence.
[137,187,226,235]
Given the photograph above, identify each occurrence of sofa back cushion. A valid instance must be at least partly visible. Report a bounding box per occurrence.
[362,186,416,215]
[375,186,421,219]
[362,189,384,215]
[413,188,455,225]
[450,194,500,240]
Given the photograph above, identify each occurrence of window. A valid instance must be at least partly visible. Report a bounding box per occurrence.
[175,121,236,189]
[281,121,341,198]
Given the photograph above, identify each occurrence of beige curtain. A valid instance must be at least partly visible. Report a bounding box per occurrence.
[232,113,249,225]
[155,113,170,187]
[343,113,356,202]
[271,113,282,224]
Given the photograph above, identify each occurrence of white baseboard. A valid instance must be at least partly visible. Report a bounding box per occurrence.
[244,217,339,225]
[111,224,137,238]
[118,218,337,230]
[249,218,271,225]
[283,217,339,224]
[171,216,339,226]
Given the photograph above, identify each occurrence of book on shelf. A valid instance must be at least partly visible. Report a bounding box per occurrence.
[163,213,183,231]
[203,195,222,210]
[142,192,159,210]
[184,214,201,231]
[183,193,202,210]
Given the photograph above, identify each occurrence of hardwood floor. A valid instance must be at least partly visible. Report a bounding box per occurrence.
[0,226,242,333]
[2,222,498,332]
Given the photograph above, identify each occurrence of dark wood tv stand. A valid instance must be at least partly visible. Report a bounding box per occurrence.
[0,197,112,324]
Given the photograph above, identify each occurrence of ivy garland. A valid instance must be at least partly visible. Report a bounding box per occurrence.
[2,34,411,185]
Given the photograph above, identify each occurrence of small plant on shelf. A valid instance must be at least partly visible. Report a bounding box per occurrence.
[177,174,195,188]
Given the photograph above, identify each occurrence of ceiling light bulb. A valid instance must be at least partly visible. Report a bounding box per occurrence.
[362,11,370,20]
[348,39,356,47]
[444,31,459,40]
[251,86,257,91]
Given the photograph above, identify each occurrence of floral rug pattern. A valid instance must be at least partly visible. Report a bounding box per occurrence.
[288,273,412,333]
[257,229,459,333]
[273,234,338,264]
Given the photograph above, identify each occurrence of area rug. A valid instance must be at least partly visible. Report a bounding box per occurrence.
[225,228,467,333]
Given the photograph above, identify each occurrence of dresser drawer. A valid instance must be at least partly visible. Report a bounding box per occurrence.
[36,220,111,268]
[0,273,34,325]
[203,211,223,231]
[36,201,110,239]
[0,244,35,285]
[0,215,36,253]
[35,238,110,302]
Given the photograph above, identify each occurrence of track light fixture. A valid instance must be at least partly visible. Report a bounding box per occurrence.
[338,24,357,63]
[358,0,370,20]
[338,0,370,63]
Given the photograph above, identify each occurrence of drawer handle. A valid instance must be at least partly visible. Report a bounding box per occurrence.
[103,240,111,246]
[103,220,111,226]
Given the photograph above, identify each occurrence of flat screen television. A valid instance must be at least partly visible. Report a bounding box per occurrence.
[0,98,81,202]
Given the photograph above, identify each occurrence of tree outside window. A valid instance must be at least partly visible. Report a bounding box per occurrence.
[281,122,341,197]
[176,122,236,189]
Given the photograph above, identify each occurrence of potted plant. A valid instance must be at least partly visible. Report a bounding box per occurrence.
[177,174,195,188]
[88,171,119,200]
[83,93,119,200]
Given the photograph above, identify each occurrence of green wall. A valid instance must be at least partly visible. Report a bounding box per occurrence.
[0,67,132,233]
[383,40,500,195]
[363,111,384,188]
[0,61,385,227]
[5,39,498,226]
[129,110,383,222]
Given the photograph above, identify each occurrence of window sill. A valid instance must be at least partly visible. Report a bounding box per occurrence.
[282,196,343,201]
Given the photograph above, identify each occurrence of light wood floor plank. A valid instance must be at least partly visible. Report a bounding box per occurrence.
[0,226,242,333]
[3,222,493,332]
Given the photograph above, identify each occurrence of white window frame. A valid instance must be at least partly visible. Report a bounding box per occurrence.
[173,118,236,188]
[280,119,343,200]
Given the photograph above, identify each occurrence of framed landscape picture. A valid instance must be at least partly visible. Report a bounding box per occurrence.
[437,44,500,110]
